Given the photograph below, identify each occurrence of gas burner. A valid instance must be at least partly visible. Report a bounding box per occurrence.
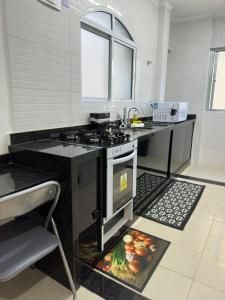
[60,131,81,143]
[59,128,131,147]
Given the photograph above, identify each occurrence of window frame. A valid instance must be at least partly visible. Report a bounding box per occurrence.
[207,48,225,111]
[80,10,136,103]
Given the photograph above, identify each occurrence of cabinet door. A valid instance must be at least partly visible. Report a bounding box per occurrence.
[137,130,171,178]
[77,157,102,263]
[170,122,194,175]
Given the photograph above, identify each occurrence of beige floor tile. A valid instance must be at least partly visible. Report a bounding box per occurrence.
[195,257,225,293]
[77,287,104,300]
[193,203,217,220]
[170,228,208,254]
[188,281,225,300]
[132,216,175,241]
[209,220,225,241]
[143,266,192,300]
[201,182,225,189]
[215,207,225,223]
[181,164,225,183]
[134,216,208,254]
[194,186,221,214]
[0,268,54,300]
[160,244,201,278]
[203,237,225,263]
[32,281,73,300]
[0,280,25,300]
[202,184,225,193]
[217,198,225,210]
[184,214,213,235]
[199,187,223,208]
[0,269,103,300]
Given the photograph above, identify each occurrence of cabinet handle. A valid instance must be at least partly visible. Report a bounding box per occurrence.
[92,209,100,220]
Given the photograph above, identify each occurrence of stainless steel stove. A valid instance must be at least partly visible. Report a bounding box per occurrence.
[57,126,137,250]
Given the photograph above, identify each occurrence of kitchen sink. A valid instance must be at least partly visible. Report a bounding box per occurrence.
[129,126,154,130]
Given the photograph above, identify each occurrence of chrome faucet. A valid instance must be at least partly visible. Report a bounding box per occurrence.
[127,107,140,126]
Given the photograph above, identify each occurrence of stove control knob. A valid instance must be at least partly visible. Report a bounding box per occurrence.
[113,137,119,144]
[107,138,114,146]
[92,209,100,220]
[126,134,130,142]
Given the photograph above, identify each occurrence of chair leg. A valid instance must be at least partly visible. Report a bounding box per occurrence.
[51,217,76,300]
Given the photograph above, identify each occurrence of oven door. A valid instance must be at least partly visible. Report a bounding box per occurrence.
[106,149,137,220]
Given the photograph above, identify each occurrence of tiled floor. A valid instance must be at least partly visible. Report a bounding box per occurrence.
[181,164,225,183]
[0,267,102,300]
[1,178,225,299]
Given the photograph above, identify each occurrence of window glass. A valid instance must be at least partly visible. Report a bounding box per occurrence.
[211,51,225,110]
[81,11,135,101]
[81,28,109,99]
[114,18,132,40]
[85,12,112,30]
[113,41,133,100]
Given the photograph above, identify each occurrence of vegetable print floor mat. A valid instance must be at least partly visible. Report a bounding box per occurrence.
[96,228,170,292]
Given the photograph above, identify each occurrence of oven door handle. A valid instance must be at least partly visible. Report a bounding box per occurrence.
[112,150,136,165]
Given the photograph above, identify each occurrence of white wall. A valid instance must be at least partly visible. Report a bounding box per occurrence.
[199,16,225,167]
[166,16,225,167]
[154,1,172,101]
[0,0,13,154]
[2,0,165,133]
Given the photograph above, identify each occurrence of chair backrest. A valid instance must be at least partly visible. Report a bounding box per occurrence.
[0,181,60,227]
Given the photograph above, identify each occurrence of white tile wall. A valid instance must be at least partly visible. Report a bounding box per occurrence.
[211,16,225,48]
[0,0,13,154]
[166,16,225,167]
[4,0,163,132]
[154,1,172,101]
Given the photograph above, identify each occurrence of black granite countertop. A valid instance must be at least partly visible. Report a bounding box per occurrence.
[9,115,196,146]
[10,139,102,159]
[121,125,173,141]
[0,163,56,198]
[9,117,196,159]
[122,117,196,141]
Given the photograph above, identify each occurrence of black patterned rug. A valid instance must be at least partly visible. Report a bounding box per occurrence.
[134,173,166,209]
[141,179,205,230]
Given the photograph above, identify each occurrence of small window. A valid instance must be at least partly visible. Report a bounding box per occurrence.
[81,29,109,99]
[113,41,133,100]
[81,11,136,101]
[208,49,225,110]
[85,11,112,30]
[114,18,133,40]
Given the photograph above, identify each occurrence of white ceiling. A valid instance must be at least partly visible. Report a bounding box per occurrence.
[168,0,225,22]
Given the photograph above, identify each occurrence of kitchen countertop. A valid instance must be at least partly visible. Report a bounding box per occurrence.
[9,117,196,159]
[0,163,56,198]
[10,139,102,159]
[9,115,197,146]
[10,128,169,157]
[122,117,196,141]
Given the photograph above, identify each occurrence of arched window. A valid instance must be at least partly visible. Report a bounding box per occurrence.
[81,10,136,101]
